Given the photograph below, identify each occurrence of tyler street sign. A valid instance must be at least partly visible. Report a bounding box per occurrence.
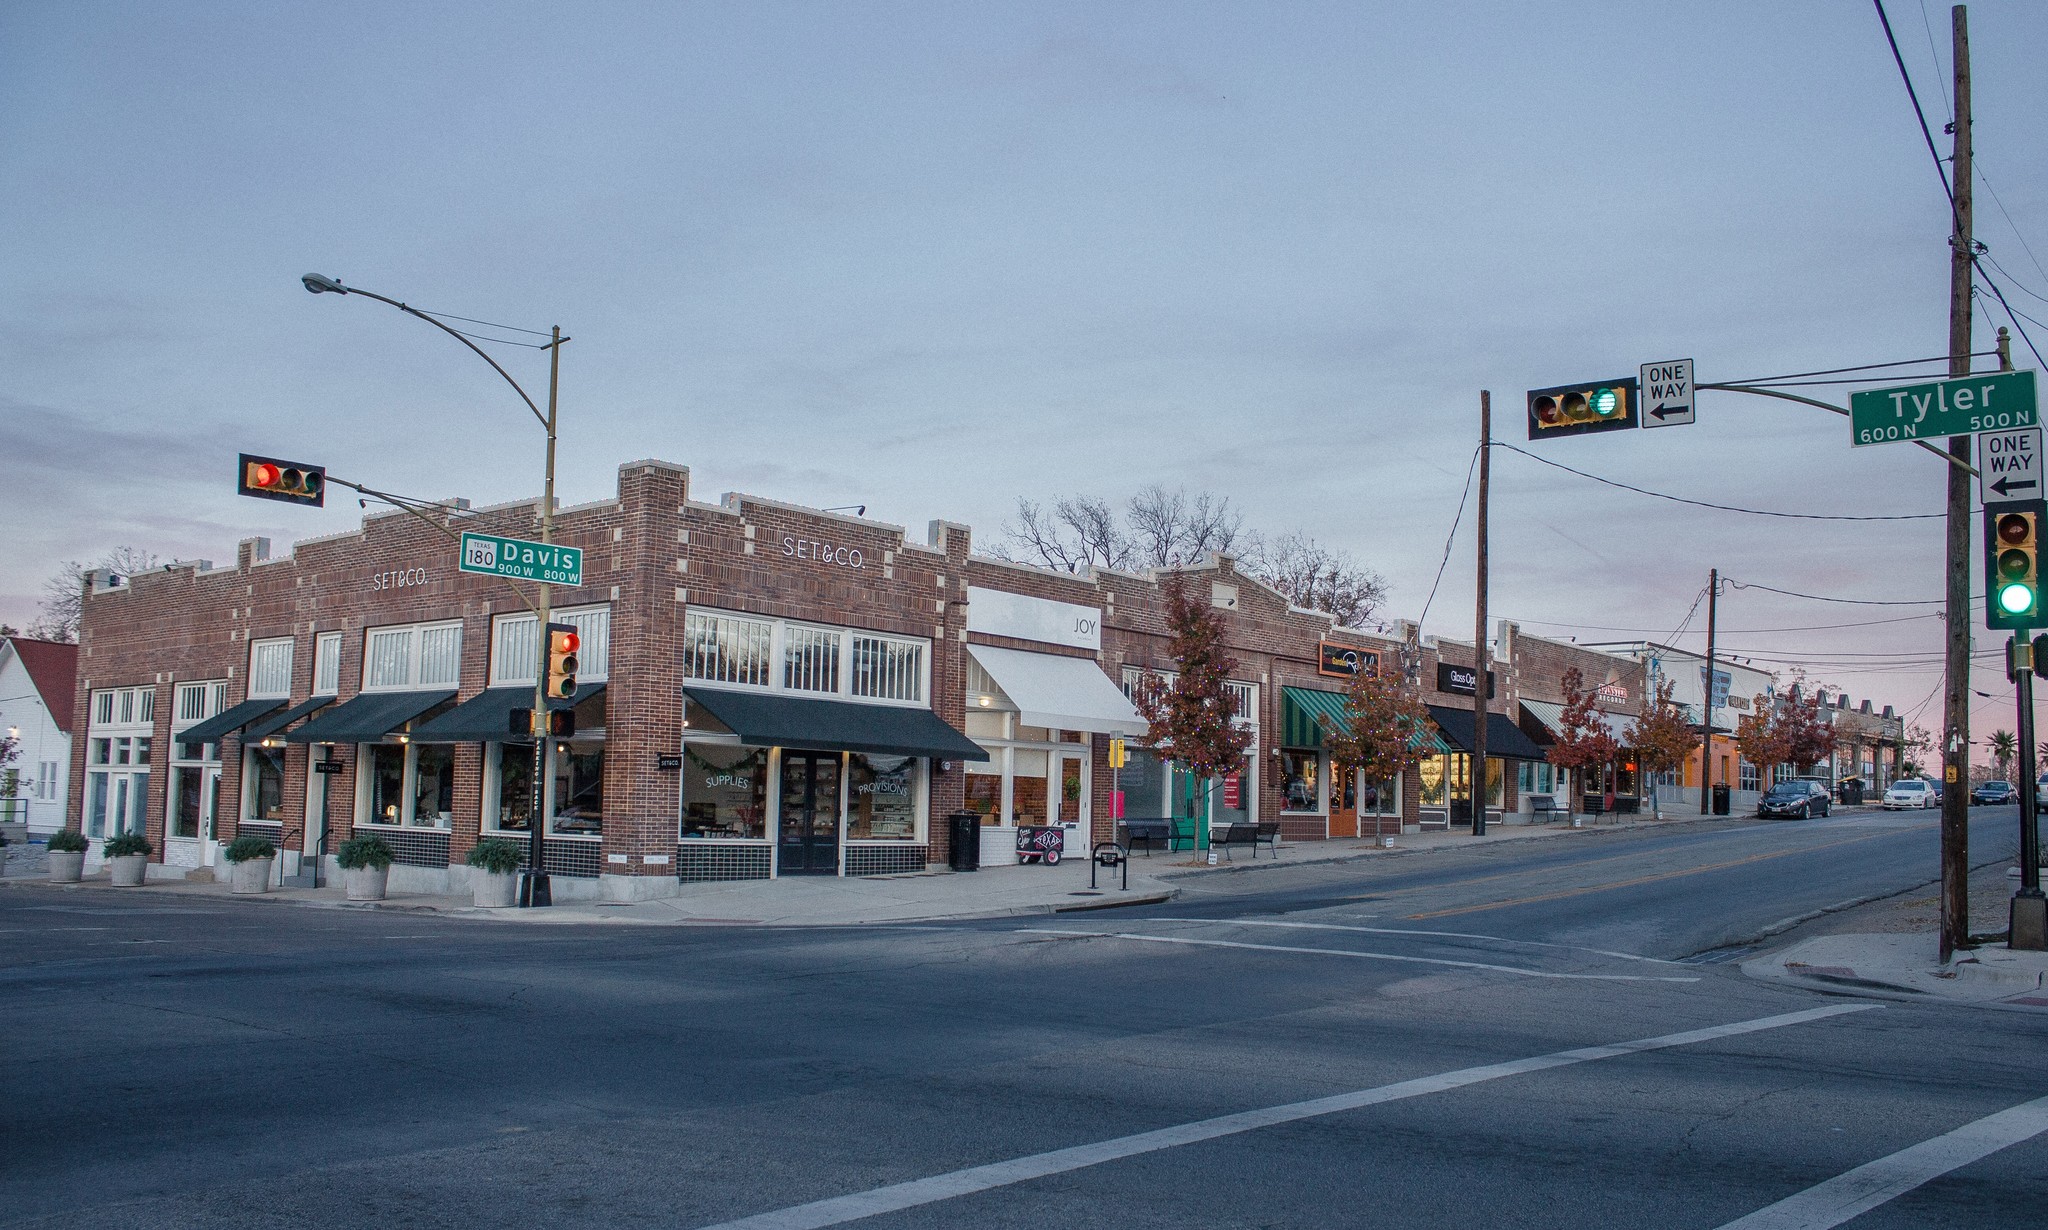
[1848,369,2037,447]
[458,531,583,586]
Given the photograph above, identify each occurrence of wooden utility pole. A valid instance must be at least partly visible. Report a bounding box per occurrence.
[1939,3,1973,961]
[1699,569,1719,815]
[1473,391,1491,836]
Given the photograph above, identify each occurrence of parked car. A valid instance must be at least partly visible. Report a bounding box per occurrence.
[1882,780,1935,810]
[1758,780,1832,820]
[1971,780,2017,806]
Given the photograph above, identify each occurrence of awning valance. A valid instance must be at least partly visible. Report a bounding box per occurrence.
[175,698,287,745]
[242,696,334,743]
[966,644,1146,736]
[1283,686,1450,755]
[1427,705,1549,761]
[1521,700,1638,746]
[682,687,989,761]
[286,689,457,744]
[409,683,607,743]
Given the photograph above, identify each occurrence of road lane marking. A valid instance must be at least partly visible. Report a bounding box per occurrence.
[1143,918,1687,965]
[1714,1091,2048,1229]
[689,1004,1877,1230]
[1404,830,1904,919]
[1016,929,1700,981]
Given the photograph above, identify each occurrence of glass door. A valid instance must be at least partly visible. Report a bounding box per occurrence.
[1052,752,1089,861]
[777,752,842,875]
[1330,765,1359,838]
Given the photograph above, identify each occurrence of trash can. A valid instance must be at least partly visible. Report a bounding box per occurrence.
[1711,784,1731,816]
[948,811,980,872]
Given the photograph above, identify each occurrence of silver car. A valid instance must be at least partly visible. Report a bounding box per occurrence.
[1882,780,1935,810]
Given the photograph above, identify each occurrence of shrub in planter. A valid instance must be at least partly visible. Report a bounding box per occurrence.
[466,837,524,908]
[336,834,394,902]
[224,835,277,896]
[103,831,153,887]
[46,828,88,883]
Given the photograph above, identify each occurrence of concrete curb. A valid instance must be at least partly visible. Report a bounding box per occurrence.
[1743,932,2048,1009]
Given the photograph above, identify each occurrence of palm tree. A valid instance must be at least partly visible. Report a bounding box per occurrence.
[1989,729,2018,782]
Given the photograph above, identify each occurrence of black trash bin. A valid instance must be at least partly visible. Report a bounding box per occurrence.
[948,811,981,872]
[1711,783,1731,816]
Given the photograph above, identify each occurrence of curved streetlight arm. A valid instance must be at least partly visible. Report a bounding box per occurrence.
[302,275,548,429]
[1699,382,1977,477]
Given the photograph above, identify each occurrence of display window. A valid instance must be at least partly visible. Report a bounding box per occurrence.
[680,743,769,839]
[848,754,920,841]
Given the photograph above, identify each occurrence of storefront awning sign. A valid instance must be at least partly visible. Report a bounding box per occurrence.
[1520,700,1636,746]
[241,695,334,743]
[964,645,1145,736]
[285,689,457,744]
[1283,686,1449,754]
[681,687,989,761]
[1426,705,1548,761]
[175,697,287,745]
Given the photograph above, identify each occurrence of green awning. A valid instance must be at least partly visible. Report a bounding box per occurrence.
[1284,685,1449,754]
[682,687,989,761]
[243,696,334,743]
[175,697,287,745]
[409,683,607,743]
[285,690,456,744]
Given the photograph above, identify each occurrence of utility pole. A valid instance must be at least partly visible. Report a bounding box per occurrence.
[522,325,564,908]
[1938,4,1973,960]
[1699,569,1719,815]
[1472,391,1490,836]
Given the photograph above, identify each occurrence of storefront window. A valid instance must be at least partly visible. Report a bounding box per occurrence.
[246,746,286,822]
[680,743,769,839]
[848,754,919,840]
[1363,775,1400,816]
[1518,762,1558,795]
[1122,747,1167,820]
[1419,756,1446,808]
[412,745,454,828]
[493,746,534,831]
[1011,748,1050,826]
[1280,750,1321,812]
[965,758,1003,824]
[1214,756,1253,826]
[549,742,603,835]
[367,745,406,825]
[172,767,203,839]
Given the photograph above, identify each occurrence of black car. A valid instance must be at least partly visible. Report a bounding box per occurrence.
[1971,780,2017,805]
[1757,780,1831,819]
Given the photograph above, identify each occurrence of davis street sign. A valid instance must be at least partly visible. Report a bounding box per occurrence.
[1980,428,2044,507]
[1849,369,2038,447]
[1639,358,1694,428]
[458,531,583,586]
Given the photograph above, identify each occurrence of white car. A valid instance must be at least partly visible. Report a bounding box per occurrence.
[1882,780,1935,810]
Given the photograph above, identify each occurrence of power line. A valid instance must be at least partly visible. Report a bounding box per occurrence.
[1720,352,1994,385]
[1494,443,1943,521]
[1725,579,1945,606]
[1416,444,1480,630]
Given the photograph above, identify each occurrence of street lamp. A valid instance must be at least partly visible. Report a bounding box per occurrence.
[303,273,566,907]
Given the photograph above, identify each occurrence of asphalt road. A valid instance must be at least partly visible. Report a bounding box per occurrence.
[2,807,2041,1229]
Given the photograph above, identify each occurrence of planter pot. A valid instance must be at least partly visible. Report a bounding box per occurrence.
[473,870,518,908]
[48,850,85,883]
[108,853,147,887]
[229,855,273,895]
[344,864,389,902]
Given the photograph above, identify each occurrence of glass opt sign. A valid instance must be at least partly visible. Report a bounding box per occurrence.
[458,531,583,586]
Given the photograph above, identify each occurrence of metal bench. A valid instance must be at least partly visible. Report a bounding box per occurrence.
[1116,818,1172,856]
[1211,821,1282,860]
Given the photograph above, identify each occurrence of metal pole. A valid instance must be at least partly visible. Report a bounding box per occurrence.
[1699,569,1719,815]
[521,326,563,908]
[1472,391,1490,836]
[1939,4,1974,960]
[2012,640,2045,946]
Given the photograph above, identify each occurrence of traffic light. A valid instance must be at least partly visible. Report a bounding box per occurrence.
[545,623,579,700]
[508,707,575,738]
[1527,378,1640,440]
[2033,633,2048,679]
[237,453,325,506]
[1984,502,2045,630]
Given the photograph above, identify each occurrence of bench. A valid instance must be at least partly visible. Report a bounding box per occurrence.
[1211,821,1282,860]
[1117,818,1172,856]
[1529,795,1562,821]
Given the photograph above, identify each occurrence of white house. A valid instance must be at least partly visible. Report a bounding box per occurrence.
[1,636,78,835]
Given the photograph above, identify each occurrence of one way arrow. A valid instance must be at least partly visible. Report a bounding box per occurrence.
[1992,476,2039,497]
[1650,403,1690,419]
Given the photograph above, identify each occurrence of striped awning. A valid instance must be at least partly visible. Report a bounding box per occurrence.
[1283,685,1450,754]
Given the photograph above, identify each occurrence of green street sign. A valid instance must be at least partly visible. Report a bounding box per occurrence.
[1849,369,2037,447]
[459,531,582,586]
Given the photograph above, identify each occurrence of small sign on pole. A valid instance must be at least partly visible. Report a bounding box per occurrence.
[458,531,583,586]
[1980,427,2044,506]
[1849,369,2038,447]
[1639,359,1694,428]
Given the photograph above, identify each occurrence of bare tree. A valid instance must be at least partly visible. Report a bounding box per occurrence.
[30,546,162,642]
[1247,531,1389,628]
[1126,485,1248,567]
[997,497,1131,573]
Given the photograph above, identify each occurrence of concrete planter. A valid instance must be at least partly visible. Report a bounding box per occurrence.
[48,850,85,883]
[108,853,147,887]
[229,855,273,895]
[473,870,518,908]
[344,865,389,901]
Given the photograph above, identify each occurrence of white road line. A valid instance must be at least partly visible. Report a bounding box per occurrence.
[1714,1091,2048,1230]
[1143,917,1687,965]
[1017,929,1701,982]
[691,1004,1875,1230]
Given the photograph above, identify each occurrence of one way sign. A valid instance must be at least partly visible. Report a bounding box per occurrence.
[1980,427,2043,506]
[1639,358,1694,428]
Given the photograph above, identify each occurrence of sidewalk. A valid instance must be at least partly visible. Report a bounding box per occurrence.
[0,808,1745,927]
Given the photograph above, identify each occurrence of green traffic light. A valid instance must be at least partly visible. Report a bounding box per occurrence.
[1998,581,2036,615]
[1590,387,1619,417]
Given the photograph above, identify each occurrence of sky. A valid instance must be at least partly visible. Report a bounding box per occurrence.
[5,0,2047,749]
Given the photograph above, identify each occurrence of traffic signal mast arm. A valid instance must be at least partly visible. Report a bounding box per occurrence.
[319,471,547,620]
[1698,382,1979,476]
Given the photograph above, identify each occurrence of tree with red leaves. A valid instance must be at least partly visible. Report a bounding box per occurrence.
[1130,579,1253,855]
[1548,667,1621,815]
[1626,677,1700,819]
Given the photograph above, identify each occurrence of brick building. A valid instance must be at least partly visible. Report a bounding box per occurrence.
[70,459,1564,899]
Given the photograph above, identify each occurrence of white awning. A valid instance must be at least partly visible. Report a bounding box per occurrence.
[1522,700,1637,743]
[966,644,1148,737]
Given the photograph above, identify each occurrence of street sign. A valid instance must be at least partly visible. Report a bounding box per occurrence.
[458,531,583,586]
[1980,427,2044,506]
[1849,369,2038,447]
[1639,358,1694,428]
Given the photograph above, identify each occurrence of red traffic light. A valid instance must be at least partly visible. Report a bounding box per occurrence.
[237,453,325,506]
[1998,512,2032,546]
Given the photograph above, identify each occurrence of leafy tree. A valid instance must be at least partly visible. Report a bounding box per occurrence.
[1130,580,1253,856]
[31,546,162,642]
[1989,729,2018,783]
[1625,678,1700,819]
[1733,696,1790,792]
[1547,668,1621,814]
[1322,654,1434,826]
[1775,691,1839,778]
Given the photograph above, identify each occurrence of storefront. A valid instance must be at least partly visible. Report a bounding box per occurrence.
[1519,700,1641,814]
[1419,706,1546,826]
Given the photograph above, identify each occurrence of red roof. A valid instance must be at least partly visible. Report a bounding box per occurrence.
[8,637,79,735]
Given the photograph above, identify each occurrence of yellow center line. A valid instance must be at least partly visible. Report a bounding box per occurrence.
[1402,828,1911,920]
